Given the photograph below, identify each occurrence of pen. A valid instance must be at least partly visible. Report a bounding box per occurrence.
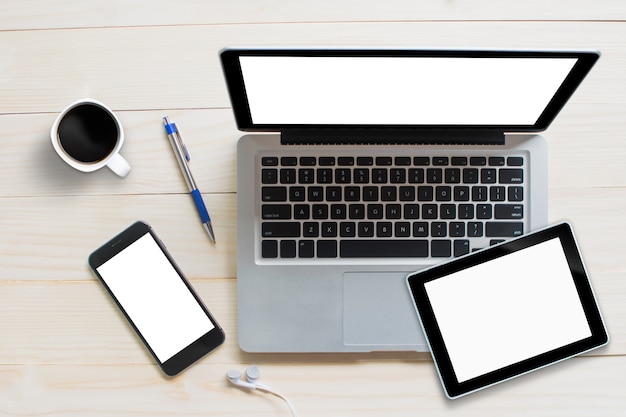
[163,116,216,244]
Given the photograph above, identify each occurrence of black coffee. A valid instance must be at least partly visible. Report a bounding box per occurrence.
[57,104,119,163]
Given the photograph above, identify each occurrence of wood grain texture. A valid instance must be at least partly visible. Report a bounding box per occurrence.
[1,1,625,416]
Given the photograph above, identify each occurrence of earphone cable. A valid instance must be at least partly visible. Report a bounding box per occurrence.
[257,386,299,417]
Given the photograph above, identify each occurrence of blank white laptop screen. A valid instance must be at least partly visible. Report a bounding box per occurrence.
[423,237,591,383]
[239,56,578,126]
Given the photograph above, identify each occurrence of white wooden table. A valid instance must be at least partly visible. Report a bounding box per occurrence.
[1,1,625,415]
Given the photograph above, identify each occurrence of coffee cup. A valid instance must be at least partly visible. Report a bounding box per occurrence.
[50,98,131,177]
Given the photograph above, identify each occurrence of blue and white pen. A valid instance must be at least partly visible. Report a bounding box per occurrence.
[163,116,216,244]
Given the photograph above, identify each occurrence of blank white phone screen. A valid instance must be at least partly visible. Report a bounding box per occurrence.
[424,238,591,383]
[239,56,578,126]
[96,234,214,362]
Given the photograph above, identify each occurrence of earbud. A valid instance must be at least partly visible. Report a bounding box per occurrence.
[226,366,270,390]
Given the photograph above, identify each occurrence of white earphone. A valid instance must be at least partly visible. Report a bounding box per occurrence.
[226,365,299,417]
[226,365,271,390]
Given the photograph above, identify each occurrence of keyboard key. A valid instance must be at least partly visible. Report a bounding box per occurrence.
[358,222,375,237]
[418,186,434,201]
[414,157,430,166]
[413,222,428,237]
[340,222,356,237]
[470,157,486,166]
[262,187,287,201]
[298,168,315,184]
[294,205,310,219]
[395,156,411,166]
[317,240,338,258]
[499,169,524,184]
[408,168,425,183]
[308,187,324,201]
[357,156,373,166]
[335,168,352,183]
[262,240,278,258]
[262,157,278,166]
[376,222,393,237]
[451,157,468,166]
[399,186,416,201]
[431,240,452,257]
[312,204,329,219]
[486,221,523,237]
[280,240,296,258]
[454,240,470,256]
[317,168,333,184]
[280,168,296,184]
[386,204,402,219]
[404,204,419,219]
[354,168,370,183]
[299,240,315,258]
[488,157,505,166]
[481,168,497,183]
[507,156,524,166]
[463,168,479,183]
[300,156,316,166]
[262,169,278,184]
[303,222,319,237]
[376,156,393,166]
[372,169,388,183]
[262,222,300,238]
[495,204,524,219]
[476,204,493,219]
[281,156,297,166]
[450,222,465,237]
[431,222,447,237]
[322,222,338,237]
[508,186,524,201]
[340,240,428,257]
[445,168,461,183]
[390,168,406,183]
[490,186,506,201]
[395,222,411,237]
[433,157,449,166]
[318,157,336,166]
[338,157,354,166]
[427,168,443,183]
[289,186,305,201]
[262,204,291,219]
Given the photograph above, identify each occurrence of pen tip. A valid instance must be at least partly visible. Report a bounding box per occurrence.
[204,222,216,244]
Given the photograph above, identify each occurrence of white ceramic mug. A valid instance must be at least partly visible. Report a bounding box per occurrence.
[50,98,131,177]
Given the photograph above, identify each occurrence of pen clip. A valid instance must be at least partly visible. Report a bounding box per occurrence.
[163,117,191,162]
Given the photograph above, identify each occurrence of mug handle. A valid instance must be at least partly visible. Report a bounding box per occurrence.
[106,153,131,177]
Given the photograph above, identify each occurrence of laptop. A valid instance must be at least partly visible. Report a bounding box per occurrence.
[220,48,599,353]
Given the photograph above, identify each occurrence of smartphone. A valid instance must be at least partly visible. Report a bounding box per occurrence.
[88,221,225,376]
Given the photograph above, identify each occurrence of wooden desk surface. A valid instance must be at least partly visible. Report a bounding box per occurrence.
[1,1,625,415]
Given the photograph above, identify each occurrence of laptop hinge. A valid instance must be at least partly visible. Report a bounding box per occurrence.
[280,129,505,145]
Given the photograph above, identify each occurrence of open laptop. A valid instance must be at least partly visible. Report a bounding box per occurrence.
[220,48,599,353]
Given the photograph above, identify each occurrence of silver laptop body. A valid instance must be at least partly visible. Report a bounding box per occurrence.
[220,48,599,352]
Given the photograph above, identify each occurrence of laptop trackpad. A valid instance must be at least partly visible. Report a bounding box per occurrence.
[343,272,422,347]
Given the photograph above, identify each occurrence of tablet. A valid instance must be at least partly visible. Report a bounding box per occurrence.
[406,222,608,399]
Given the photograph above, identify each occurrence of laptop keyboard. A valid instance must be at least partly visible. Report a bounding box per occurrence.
[259,154,525,260]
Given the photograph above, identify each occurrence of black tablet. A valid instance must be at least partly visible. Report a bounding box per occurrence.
[406,222,608,399]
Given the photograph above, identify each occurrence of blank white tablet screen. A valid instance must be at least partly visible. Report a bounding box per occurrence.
[424,238,592,383]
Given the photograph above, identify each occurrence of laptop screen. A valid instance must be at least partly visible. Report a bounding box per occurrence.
[221,49,599,132]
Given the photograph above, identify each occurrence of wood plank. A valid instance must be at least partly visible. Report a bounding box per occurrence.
[0,22,623,114]
[0,103,625,199]
[1,187,625,283]
[0,357,624,416]
[1,0,624,31]
[0,110,238,197]
[0,264,623,365]
[0,187,625,282]
[0,194,237,281]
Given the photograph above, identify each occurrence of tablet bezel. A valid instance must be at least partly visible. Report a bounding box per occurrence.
[406,222,608,399]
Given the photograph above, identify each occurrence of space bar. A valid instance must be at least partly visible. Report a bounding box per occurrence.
[340,240,428,258]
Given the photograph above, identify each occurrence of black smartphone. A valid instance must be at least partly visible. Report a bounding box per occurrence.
[88,221,225,376]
